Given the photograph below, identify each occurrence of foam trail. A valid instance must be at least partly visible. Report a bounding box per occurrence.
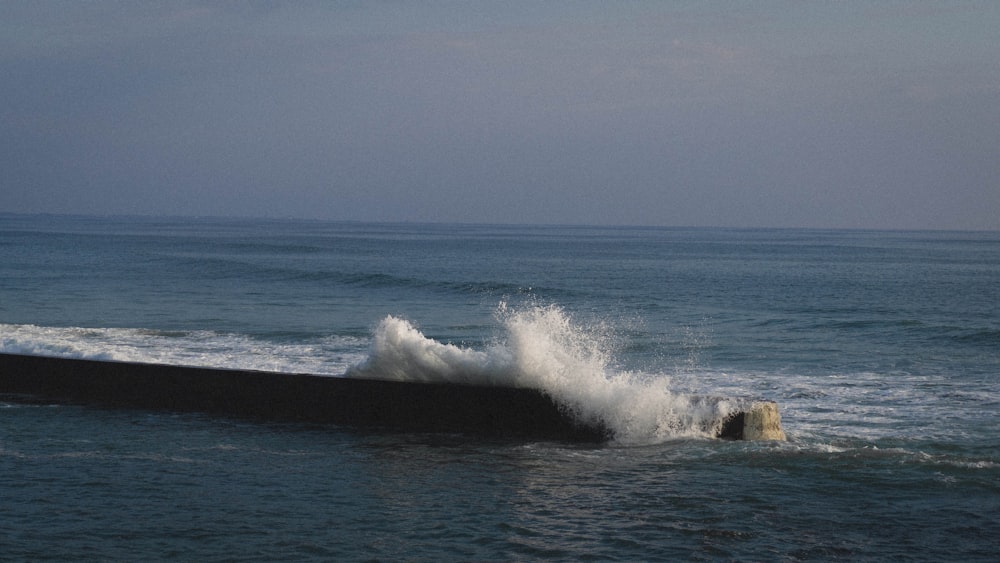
[346,303,738,443]
[0,323,365,375]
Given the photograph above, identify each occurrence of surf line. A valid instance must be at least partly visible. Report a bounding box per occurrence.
[0,353,784,442]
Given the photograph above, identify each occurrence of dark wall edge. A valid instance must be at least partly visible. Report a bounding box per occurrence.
[0,353,610,441]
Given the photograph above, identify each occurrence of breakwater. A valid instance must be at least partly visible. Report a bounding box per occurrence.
[0,353,780,441]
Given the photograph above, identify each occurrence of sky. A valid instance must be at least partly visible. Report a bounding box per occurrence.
[2,1,998,230]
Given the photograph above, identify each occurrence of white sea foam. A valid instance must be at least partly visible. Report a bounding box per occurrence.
[0,323,365,375]
[345,303,739,443]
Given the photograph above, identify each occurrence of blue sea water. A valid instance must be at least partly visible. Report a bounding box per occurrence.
[1,214,998,560]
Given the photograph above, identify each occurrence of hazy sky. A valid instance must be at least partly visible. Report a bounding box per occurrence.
[2,1,998,229]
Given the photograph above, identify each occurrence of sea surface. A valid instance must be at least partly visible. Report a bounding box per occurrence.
[1,214,998,560]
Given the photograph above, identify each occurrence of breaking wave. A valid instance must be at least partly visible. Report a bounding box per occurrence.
[346,303,739,443]
[1,303,742,444]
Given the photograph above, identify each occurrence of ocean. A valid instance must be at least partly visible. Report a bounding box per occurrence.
[1,214,997,560]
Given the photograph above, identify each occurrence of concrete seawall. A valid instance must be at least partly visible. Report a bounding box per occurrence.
[0,353,784,442]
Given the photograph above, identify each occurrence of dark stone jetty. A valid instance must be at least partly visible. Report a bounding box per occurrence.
[0,353,773,441]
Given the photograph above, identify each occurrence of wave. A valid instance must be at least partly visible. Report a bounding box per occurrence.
[156,251,579,299]
[0,324,365,376]
[2,305,742,444]
[345,303,739,444]
[949,328,1000,346]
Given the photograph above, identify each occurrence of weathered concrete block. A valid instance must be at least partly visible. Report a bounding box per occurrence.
[743,401,787,440]
[718,401,787,441]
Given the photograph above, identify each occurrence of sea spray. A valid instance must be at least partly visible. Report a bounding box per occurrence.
[343,315,512,384]
[346,303,738,443]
